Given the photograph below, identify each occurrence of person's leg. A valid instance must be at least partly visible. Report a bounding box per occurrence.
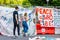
[25,22,28,36]
[25,21,28,33]
[22,26,26,36]
[13,23,16,35]
[22,21,25,33]
[26,26,28,32]
[22,21,28,36]
[17,24,20,36]
[23,26,28,36]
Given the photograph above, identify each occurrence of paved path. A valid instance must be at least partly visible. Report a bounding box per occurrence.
[0,35,28,40]
[0,35,60,40]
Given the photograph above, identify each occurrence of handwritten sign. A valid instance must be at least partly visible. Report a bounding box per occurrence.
[36,7,54,27]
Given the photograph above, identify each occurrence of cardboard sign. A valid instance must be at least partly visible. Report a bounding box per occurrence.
[36,7,54,27]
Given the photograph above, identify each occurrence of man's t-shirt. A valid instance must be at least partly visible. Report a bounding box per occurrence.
[13,11,18,23]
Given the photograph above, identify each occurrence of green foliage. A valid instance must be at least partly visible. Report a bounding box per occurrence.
[22,0,31,7]
[28,0,60,6]
[0,0,60,7]
[52,0,60,6]
[28,0,46,6]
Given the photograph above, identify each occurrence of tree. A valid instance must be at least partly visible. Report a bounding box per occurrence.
[22,0,31,7]
[5,0,10,5]
[0,0,60,7]
[51,0,60,6]
[28,0,60,6]
[28,0,46,6]
[0,0,4,5]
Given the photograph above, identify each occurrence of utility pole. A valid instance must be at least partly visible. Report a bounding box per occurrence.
[46,0,49,6]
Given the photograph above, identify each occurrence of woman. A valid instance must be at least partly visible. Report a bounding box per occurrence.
[22,13,28,36]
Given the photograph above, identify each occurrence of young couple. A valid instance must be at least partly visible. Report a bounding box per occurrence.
[13,6,28,37]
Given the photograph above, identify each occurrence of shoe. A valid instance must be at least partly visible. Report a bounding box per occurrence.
[13,35,18,39]
[23,33,26,37]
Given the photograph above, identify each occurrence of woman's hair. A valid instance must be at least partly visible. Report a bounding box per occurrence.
[24,13,27,16]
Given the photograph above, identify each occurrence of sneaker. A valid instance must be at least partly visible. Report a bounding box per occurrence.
[23,33,26,37]
[13,35,18,39]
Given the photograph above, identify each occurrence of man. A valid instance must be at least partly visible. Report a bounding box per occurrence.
[13,6,20,37]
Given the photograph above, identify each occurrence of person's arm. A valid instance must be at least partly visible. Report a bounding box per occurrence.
[15,14,17,20]
[15,14,18,24]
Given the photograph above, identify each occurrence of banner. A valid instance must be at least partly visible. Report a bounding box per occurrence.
[36,7,54,27]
